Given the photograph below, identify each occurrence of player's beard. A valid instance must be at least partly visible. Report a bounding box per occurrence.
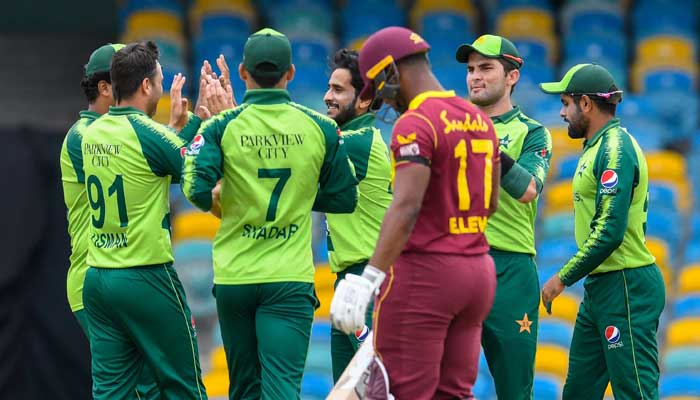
[567,110,589,139]
[146,94,159,117]
[331,100,357,127]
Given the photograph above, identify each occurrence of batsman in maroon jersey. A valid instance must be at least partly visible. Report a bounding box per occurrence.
[329,26,502,399]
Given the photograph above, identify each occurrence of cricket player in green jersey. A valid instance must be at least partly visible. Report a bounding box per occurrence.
[81,41,208,400]
[456,34,552,399]
[322,48,392,382]
[539,64,665,399]
[181,28,358,399]
[60,43,163,399]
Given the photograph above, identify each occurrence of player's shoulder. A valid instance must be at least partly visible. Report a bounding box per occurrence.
[288,102,339,129]
[202,104,250,134]
[515,110,547,134]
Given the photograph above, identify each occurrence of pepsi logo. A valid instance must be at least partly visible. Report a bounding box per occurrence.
[600,170,618,189]
[190,134,205,150]
[605,325,620,344]
[355,325,369,342]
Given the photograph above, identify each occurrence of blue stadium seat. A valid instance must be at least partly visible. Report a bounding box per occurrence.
[305,345,332,373]
[691,213,700,240]
[648,182,679,213]
[647,92,699,139]
[311,320,331,342]
[538,319,573,348]
[120,0,184,28]
[616,94,657,121]
[537,239,578,265]
[537,263,563,288]
[340,13,404,45]
[642,69,695,93]
[533,373,561,400]
[268,5,334,36]
[301,371,333,399]
[564,34,626,64]
[618,119,669,151]
[529,97,565,127]
[556,154,580,181]
[174,240,213,263]
[420,10,472,34]
[173,240,215,316]
[473,371,496,400]
[660,372,700,397]
[567,7,623,35]
[633,3,697,38]
[291,39,331,68]
[432,65,468,97]
[518,64,555,88]
[541,212,575,241]
[161,63,188,92]
[199,13,251,40]
[512,84,549,116]
[646,211,680,251]
[673,295,700,319]
[292,65,329,92]
[663,346,700,373]
[686,244,700,265]
[512,39,549,66]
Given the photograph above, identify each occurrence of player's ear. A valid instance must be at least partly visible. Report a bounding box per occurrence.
[356,95,372,112]
[141,77,151,96]
[285,64,295,82]
[507,68,520,87]
[238,63,247,82]
[98,80,112,98]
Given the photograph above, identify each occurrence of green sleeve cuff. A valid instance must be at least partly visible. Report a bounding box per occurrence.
[501,161,532,199]
[179,112,202,142]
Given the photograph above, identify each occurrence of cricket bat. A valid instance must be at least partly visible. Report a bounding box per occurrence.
[326,331,375,400]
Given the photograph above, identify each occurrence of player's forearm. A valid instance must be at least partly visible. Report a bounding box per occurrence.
[500,153,536,202]
[312,185,358,213]
[558,202,627,285]
[368,203,419,272]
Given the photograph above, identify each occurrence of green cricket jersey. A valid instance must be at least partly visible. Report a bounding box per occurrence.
[485,106,552,255]
[82,106,201,268]
[559,118,655,286]
[326,113,392,273]
[181,89,358,285]
[61,110,100,312]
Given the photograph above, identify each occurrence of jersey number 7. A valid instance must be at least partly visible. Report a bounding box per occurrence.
[258,168,291,221]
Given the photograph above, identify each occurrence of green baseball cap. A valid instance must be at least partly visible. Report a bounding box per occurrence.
[243,28,292,80]
[456,34,523,68]
[85,43,125,77]
[539,63,623,103]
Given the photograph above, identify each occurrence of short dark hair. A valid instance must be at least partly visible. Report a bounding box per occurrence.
[498,58,519,95]
[81,71,111,103]
[249,63,284,88]
[110,41,160,103]
[573,84,619,116]
[329,49,364,96]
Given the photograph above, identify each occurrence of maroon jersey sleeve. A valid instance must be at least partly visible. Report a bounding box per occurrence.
[390,112,437,169]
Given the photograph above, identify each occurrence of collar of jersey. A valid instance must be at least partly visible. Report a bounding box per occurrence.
[242,89,290,105]
[341,112,375,131]
[408,90,456,110]
[108,106,147,116]
[491,106,520,124]
[79,110,101,120]
[583,118,620,150]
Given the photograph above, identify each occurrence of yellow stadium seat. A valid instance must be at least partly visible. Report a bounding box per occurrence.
[534,344,569,379]
[636,36,695,64]
[662,397,700,400]
[203,371,229,397]
[539,292,580,324]
[544,181,573,216]
[496,9,554,38]
[314,264,335,291]
[410,0,476,27]
[666,318,700,348]
[631,61,697,92]
[125,11,183,36]
[315,287,332,319]
[605,382,613,397]
[190,0,256,29]
[646,237,669,269]
[646,151,688,184]
[120,29,186,50]
[678,264,700,295]
[152,96,171,125]
[173,210,221,242]
[211,346,228,371]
